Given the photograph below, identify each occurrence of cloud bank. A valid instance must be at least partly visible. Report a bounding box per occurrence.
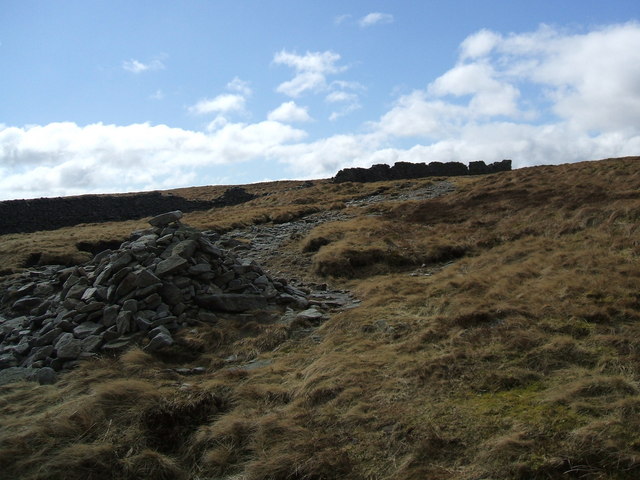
[2,23,640,200]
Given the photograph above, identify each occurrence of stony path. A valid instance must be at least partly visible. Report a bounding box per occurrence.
[212,180,456,309]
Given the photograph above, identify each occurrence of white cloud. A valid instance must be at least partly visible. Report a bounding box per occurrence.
[273,50,346,97]
[188,94,246,115]
[429,62,521,117]
[359,12,394,28]
[227,77,252,96]
[0,121,306,200]
[334,14,351,25]
[326,91,358,103]
[459,29,502,59]
[329,103,361,121]
[267,101,312,123]
[325,81,364,119]
[122,58,165,73]
[376,22,640,138]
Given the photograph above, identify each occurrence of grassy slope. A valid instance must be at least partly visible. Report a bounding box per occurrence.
[1,157,640,479]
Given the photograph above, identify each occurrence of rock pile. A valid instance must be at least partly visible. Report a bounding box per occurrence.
[0,211,309,383]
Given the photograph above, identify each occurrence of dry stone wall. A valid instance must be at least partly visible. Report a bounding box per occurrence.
[333,160,512,183]
[0,187,256,235]
[0,210,309,384]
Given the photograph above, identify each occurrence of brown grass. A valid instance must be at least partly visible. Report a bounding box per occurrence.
[2,157,640,479]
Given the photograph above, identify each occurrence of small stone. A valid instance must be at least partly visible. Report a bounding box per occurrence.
[295,308,327,322]
[144,293,162,309]
[102,326,120,341]
[115,272,137,298]
[149,325,170,338]
[172,303,186,316]
[36,367,57,385]
[155,255,188,277]
[172,240,198,259]
[34,283,55,296]
[109,267,133,286]
[146,332,173,352]
[94,265,113,286]
[197,311,218,324]
[12,296,43,312]
[116,311,133,334]
[188,263,211,275]
[28,345,54,363]
[110,252,133,273]
[102,305,119,327]
[81,287,97,301]
[72,322,104,339]
[253,275,270,287]
[0,353,18,368]
[276,293,310,309]
[55,333,83,360]
[80,335,103,353]
[65,283,88,300]
[78,301,105,313]
[0,316,27,335]
[150,316,177,328]
[12,338,32,356]
[35,327,63,346]
[122,299,138,313]
[160,283,183,306]
[135,269,161,288]
[135,316,153,332]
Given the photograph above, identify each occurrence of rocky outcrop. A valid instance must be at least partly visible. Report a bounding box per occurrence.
[0,187,257,235]
[333,160,511,183]
[0,211,309,384]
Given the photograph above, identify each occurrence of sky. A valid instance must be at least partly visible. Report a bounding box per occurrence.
[1,1,640,200]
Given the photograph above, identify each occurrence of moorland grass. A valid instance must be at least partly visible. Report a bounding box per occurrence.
[1,157,639,479]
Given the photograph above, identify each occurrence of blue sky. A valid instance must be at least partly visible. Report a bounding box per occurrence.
[1,1,640,200]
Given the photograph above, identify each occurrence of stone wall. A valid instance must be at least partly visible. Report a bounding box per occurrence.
[333,160,512,183]
[0,187,256,235]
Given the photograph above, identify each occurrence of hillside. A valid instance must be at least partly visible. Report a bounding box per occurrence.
[1,156,640,479]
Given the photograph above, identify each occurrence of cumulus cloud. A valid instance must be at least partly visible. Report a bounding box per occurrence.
[378,22,640,138]
[267,101,312,123]
[273,50,346,97]
[359,12,394,28]
[122,57,165,73]
[459,29,502,59]
[0,121,306,200]
[188,94,246,115]
[226,77,252,96]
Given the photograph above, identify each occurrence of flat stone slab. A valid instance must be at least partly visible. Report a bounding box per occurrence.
[155,255,188,277]
[148,210,183,227]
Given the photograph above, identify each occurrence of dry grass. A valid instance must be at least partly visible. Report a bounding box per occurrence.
[2,157,640,479]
